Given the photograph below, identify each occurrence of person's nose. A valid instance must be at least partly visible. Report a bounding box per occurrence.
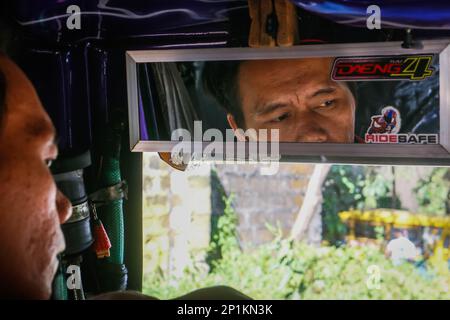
[294,115,328,142]
[300,128,328,142]
[56,189,72,224]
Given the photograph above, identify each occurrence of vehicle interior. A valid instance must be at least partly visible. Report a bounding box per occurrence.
[0,0,449,300]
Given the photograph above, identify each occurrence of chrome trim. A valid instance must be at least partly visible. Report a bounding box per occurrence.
[66,201,90,224]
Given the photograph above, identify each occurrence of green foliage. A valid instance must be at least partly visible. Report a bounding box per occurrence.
[362,167,397,209]
[374,225,385,241]
[142,167,450,300]
[143,235,450,300]
[322,166,365,243]
[414,168,450,216]
[143,190,449,300]
[322,166,402,244]
[207,194,240,270]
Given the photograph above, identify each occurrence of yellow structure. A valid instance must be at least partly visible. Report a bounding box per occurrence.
[338,209,450,262]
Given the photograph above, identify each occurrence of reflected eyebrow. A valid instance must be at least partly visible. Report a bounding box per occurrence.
[254,87,337,116]
[310,87,336,98]
[254,102,290,116]
[25,117,56,141]
[53,134,60,145]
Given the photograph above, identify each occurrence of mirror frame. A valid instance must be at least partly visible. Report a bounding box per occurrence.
[126,40,450,166]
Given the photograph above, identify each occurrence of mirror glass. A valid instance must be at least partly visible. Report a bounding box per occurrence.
[136,55,440,145]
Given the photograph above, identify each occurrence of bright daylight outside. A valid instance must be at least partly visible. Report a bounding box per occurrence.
[141,153,450,300]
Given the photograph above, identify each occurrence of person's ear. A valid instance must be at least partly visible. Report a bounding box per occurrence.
[227,113,246,142]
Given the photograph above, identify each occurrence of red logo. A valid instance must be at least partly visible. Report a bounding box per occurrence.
[364,107,438,144]
[332,55,434,81]
[367,106,401,135]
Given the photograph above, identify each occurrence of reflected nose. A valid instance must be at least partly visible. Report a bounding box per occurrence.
[295,117,328,142]
[300,128,328,142]
[56,190,72,224]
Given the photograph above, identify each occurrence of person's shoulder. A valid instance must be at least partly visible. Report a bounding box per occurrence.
[90,290,158,300]
[396,237,415,248]
[386,239,397,250]
[174,286,252,300]
[398,236,413,243]
[89,286,252,300]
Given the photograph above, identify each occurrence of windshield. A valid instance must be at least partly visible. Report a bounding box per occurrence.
[142,153,450,299]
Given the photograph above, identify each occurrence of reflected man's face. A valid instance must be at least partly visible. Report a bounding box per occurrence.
[229,58,355,142]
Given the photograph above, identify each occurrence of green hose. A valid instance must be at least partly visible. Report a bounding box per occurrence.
[93,114,128,292]
[52,261,68,300]
[97,155,124,265]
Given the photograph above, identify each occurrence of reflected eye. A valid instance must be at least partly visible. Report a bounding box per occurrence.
[271,113,291,123]
[45,159,54,168]
[319,100,335,108]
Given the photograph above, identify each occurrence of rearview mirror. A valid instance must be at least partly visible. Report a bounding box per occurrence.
[126,40,450,166]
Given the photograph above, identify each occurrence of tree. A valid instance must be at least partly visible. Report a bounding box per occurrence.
[290,164,331,242]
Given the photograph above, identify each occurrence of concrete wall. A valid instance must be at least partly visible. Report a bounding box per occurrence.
[143,153,318,275]
[143,154,212,276]
[142,156,439,276]
[213,163,316,248]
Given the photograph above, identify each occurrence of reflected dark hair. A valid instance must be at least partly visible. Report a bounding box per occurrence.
[0,69,5,128]
[347,82,358,107]
[202,61,245,128]
[203,60,358,129]
[0,2,15,129]
[0,5,7,128]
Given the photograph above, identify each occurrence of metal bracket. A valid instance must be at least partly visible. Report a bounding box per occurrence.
[89,180,128,207]
[401,29,423,49]
[248,0,298,48]
[66,201,90,224]
[158,152,188,172]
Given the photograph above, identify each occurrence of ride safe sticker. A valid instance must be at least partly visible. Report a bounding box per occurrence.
[364,106,438,144]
